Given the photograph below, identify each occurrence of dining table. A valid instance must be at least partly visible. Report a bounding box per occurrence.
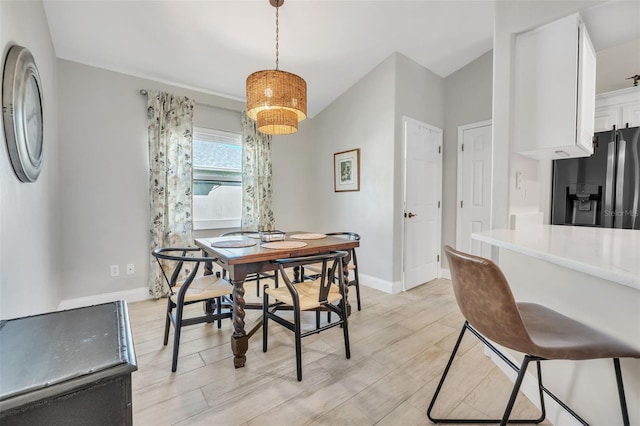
[194,231,360,368]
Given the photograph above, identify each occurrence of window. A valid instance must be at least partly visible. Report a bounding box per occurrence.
[192,127,242,230]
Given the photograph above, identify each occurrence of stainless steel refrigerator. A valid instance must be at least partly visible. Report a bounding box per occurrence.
[551,126,639,229]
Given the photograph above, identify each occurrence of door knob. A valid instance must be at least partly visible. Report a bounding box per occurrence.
[406,212,417,218]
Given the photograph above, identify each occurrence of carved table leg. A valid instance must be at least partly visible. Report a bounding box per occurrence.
[230,278,248,368]
[342,252,352,316]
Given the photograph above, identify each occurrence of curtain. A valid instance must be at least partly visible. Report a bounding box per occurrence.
[241,111,275,231]
[147,91,195,298]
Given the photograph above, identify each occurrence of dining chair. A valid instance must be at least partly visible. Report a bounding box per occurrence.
[220,230,278,297]
[302,232,361,311]
[262,251,351,381]
[152,247,234,372]
[428,245,640,425]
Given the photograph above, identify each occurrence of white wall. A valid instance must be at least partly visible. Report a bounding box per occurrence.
[442,50,493,267]
[56,60,244,302]
[271,118,316,232]
[312,55,396,289]
[394,54,445,280]
[53,50,448,301]
[492,0,599,228]
[0,1,61,319]
[309,52,445,292]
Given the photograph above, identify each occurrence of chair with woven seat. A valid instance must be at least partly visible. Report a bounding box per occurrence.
[302,232,361,311]
[427,245,640,425]
[152,247,234,372]
[220,230,278,297]
[262,251,351,381]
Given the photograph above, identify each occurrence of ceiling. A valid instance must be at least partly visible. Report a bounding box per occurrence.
[42,1,639,118]
[43,0,495,117]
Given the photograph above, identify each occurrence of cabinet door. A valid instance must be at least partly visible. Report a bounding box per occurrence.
[622,102,640,128]
[594,106,621,133]
[513,14,579,155]
[576,21,596,153]
[513,14,595,159]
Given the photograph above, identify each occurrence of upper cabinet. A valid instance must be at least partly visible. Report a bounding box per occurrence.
[513,13,596,160]
[594,87,640,133]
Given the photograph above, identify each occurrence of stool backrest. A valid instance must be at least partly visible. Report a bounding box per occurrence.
[444,245,536,354]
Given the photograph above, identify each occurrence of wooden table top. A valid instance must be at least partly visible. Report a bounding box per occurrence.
[194,232,359,266]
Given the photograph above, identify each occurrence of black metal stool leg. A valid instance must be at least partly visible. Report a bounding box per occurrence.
[427,322,468,422]
[428,322,547,424]
[500,356,532,425]
[614,358,630,426]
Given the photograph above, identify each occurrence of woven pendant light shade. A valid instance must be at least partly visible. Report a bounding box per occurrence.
[246,69,307,135]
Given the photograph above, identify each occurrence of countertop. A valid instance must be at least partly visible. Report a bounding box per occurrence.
[472,225,639,290]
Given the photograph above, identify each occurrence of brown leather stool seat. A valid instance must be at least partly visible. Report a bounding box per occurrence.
[427,245,640,426]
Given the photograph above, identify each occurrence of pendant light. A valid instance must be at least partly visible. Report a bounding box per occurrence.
[246,0,307,135]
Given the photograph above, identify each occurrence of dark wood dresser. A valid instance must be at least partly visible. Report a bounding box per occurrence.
[0,301,137,425]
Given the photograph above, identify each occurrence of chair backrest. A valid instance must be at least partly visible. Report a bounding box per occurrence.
[326,232,360,266]
[152,247,216,293]
[274,251,348,303]
[443,245,536,354]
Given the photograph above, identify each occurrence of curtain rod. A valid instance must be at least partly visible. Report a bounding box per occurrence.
[139,89,241,114]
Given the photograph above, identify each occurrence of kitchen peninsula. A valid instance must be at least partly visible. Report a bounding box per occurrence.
[472,225,639,426]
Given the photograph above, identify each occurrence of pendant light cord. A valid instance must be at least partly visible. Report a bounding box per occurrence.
[275,4,280,70]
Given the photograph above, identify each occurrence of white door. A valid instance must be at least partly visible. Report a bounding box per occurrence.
[456,121,492,258]
[403,117,442,290]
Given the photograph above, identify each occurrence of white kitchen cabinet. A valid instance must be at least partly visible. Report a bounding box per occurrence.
[513,13,596,160]
[594,87,640,132]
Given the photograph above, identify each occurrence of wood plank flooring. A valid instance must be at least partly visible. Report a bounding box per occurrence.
[128,279,551,425]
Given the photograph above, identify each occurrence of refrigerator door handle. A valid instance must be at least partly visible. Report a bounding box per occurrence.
[631,130,639,229]
[614,137,626,228]
[604,141,616,228]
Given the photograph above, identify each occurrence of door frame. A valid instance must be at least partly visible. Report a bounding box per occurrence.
[401,116,443,291]
[456,119,493,250]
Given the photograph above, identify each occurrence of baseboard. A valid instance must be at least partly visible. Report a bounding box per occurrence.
[440,268,451,280]
[58,287,153,311]
[359,273,400,294]
[485,345,583,426]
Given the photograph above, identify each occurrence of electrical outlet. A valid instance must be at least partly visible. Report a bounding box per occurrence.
[126,263,135,275]
[110,265,120,277]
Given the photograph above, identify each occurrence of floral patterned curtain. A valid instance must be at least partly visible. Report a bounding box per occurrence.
[147,91,195,298]
[241,111,275,231]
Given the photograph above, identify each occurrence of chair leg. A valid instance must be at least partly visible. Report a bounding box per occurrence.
[256,274,261,297]
[216,296,222,329]
[263,286,269,353]
[428,322,546,424]
[294,308,303,381]
[427,323,468,422]
[163,298,173,346]
[534,360,547,423]
[352,279,362,311]
[171,303,184,372]
[341,301,350,359]
[614,358,630,426]
[500,356,533,425]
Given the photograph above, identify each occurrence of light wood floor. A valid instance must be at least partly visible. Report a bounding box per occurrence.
[128,279,551,425]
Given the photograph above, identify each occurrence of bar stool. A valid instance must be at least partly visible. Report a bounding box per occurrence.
[428,245,640,425]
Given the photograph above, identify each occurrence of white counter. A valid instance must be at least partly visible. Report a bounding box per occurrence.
[472,225,639,290]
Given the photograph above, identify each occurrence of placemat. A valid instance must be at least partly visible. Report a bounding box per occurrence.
[261,241,308,249]
[290,233,327,240]
[246,233,261,239]
[210,239,257,248]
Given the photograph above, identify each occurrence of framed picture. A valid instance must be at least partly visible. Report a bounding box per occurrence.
[334,148,360,192]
